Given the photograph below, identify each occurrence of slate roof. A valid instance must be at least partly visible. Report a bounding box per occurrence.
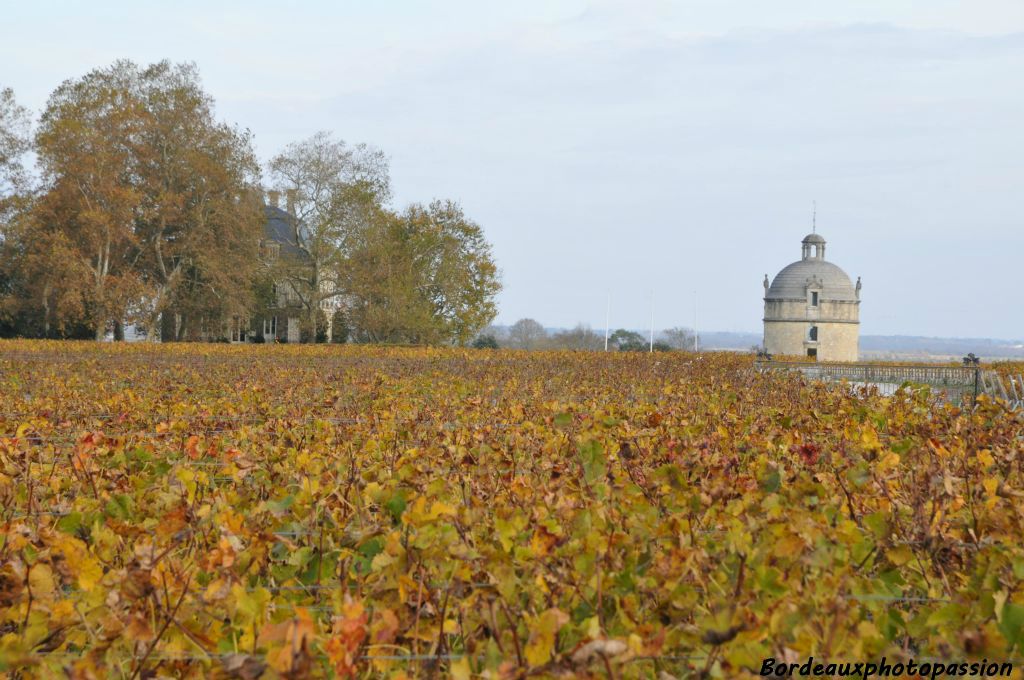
[262,205,310,262]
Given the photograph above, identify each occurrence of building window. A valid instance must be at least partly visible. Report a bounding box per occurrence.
[264,316,277,337]
[808,326,818,342]
[807,348,817,359]
[810,291,819,307]
[230,316,245,343]
[261,241,280,262]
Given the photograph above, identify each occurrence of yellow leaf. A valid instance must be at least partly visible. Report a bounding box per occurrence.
[430,501,457,518]
[524,608,569,666]
[28,563,55,597]
[977,449,995,468]
[450,656,472,680]
[887,546,914,566]
[861,427,881,451]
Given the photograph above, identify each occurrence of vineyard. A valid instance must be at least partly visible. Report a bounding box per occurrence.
[1,340,1023,678]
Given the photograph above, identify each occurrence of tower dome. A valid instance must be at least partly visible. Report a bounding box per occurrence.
[762,233,860,361]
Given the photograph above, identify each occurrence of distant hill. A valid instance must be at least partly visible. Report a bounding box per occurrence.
[698,331,1024,360]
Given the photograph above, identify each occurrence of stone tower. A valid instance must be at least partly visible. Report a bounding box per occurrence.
[763,233,860,361]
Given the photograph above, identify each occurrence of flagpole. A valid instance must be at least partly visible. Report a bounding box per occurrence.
[604,293,610,352]
[649,290,655,353]
[693,289,699,352]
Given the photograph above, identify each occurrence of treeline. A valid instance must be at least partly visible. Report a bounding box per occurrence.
[473,318,699,351]
[0,61,500,343]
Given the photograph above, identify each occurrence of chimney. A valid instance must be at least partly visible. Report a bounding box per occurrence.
[285,189,296,216]
[267,190,280,209]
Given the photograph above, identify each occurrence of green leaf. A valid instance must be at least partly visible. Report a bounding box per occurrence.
[847,461,871,488]
[385,490,407,523]
[999,602,1024,647]
[265,494,294,515]
[104,494,133,520]
[863,512,888,539]
[287,546,314,568]
[56,512,83,534]
[578,439,606,484]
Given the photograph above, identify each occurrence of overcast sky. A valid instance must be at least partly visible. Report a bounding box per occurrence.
[3,1,1022,339]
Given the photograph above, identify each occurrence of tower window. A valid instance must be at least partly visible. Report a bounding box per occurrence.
[809,326,818,342]
[810,291,819,307]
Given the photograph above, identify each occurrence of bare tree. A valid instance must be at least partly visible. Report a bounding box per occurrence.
[268,131,390,342]
[660,326,697,351]
[550,324,604,350]
[507,318,547,349]
[0,86,31,214]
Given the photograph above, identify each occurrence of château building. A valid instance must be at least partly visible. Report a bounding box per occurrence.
[763,233,860,361]
[161,190,342,343]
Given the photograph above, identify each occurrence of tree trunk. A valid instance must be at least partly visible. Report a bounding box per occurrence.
[42,284,52,338]
[114,321,124,341]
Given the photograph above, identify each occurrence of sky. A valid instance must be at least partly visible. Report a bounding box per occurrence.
[2,1,1023,339]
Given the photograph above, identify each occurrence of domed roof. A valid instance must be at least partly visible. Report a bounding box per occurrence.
[765,233,858,301]
[766,259,857,301]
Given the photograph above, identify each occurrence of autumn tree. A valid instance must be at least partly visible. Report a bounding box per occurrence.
[268,131,390,342]
[0,87,34,335]
[29,60,262,341]
[343,201,501,345]
[128,62,262,340]
[33,66,146,339]
[0,88,91,339]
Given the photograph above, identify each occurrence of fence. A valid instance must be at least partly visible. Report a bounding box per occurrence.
[753,360,987,406]
[982,372,1024,411]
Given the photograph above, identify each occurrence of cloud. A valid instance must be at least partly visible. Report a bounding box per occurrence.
[2,3,1022,337]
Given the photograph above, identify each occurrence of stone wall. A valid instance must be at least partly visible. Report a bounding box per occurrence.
[763,296,860,361]
[763,298,859,323]
[764,321,859,361]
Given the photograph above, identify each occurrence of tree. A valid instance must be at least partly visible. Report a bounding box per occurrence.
[268,131,390,342]
[400,200,500,344]
[30,60,262,340]
[34,64,148,339]
[0,87,31,220]
[0,213,92,338]
[471,334,498,349]
[660,326,697,351]
[343,200,500,345]
[609,328,646,352]
[507,318,547,349]
[0,87,43,337]
[550,324,604,350]
[129,62,263,340]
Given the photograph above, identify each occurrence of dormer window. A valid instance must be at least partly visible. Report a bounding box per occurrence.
[261,240,280,262]
[810,291,819,307]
